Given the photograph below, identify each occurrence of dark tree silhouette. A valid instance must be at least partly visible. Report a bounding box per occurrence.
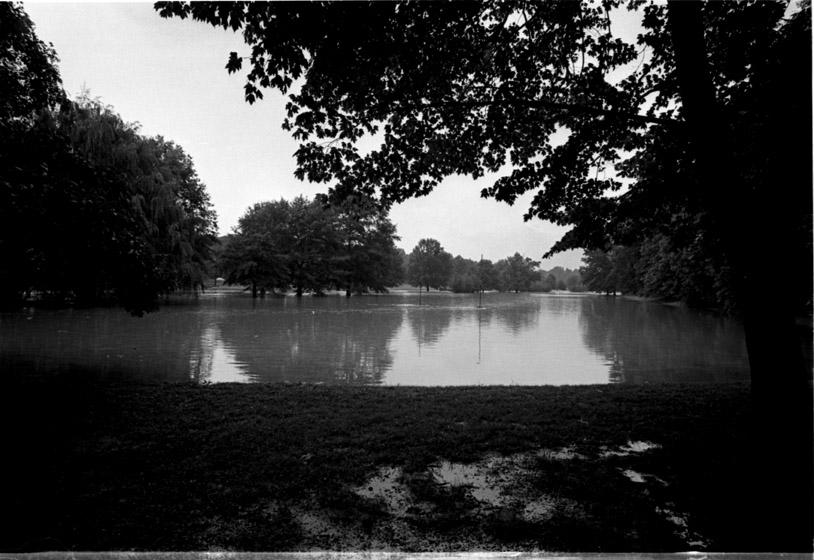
[2,5,218,314]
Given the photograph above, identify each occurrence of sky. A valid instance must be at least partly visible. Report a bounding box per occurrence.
[24,2,591,269]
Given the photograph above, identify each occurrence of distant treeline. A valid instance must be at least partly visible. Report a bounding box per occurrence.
[216,218,586,297]
[402,238,584,294]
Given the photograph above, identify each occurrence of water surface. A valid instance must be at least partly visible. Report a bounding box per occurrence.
[0,291,750,385]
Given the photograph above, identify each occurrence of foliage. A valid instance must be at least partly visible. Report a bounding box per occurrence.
[495,253,540,293]
[580,236,736,309]
[219,195,403,296]
[0,2,64,123]
[325,194,403,295]
[1,4,218,314]
[449,255,501,293]
[219,200,292,296]
[581,247,639,296]
[0,97,217,314]
[406,238,453,291]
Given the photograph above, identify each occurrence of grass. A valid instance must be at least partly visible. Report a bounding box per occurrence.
[0,375,801,552]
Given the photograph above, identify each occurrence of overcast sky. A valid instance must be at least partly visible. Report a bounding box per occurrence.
[25,2,591,268]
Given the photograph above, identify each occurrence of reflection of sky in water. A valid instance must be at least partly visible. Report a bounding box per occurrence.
[0,292,750,385]
[387,296,610,385]
[189,325,249,383]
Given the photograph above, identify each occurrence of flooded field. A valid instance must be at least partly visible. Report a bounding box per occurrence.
[0,291,750,385]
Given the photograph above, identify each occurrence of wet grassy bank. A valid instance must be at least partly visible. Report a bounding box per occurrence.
[0,378,792,552]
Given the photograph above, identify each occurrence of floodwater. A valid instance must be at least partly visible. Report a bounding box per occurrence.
[0,290,750,385]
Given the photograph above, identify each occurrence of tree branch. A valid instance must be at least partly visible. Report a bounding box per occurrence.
[382,97,680,127]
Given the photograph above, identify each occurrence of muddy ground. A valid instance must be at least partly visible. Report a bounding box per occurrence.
[0,378,799,551]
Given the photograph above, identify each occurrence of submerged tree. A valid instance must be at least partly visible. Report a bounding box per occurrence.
[495,253,540,293]
[220,195,402,297]
[219,200,292,297]
[406,238,453,292]
[330,195,403,296]
[157,1,812,547]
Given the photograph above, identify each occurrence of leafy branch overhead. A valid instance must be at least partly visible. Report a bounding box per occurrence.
[154,1,807,261]
[155,2,676,241]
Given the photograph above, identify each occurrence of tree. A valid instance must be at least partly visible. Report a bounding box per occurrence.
[152,138,219,292]
[157,1,812,546]
[565,273,583,292]
[329,194,403,296]
[581,246,639,296]
[64,95,218,306]
[449,255,478,293]
[495,253,539,293]
[1,2,65,307]
[406,238,452,292]
[1,95,217,313]
[581,234,733,308]
[221,195,404,297]
[219,200,291,297]
[2,5,218,314]
[0,2,64,124]
[286,195,337,296]
[477,258,499,292]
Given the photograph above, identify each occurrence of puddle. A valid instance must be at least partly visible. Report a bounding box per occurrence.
[292,507,344,540]
[622,469,647,483]
[600,440,661,457]
[353,449,584,525]
[430,455,578,523]
[430,459,511,507]
[620,468,670,486]
[354,466,412,516]
[353,442,677,533]
[536,446,586,460]
[521,495,559,522]
[656,505,709,549]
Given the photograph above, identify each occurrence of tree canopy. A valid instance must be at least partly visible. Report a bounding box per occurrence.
[406,238,453,292]
[2,4,218,314]
[0,2,64,123]
[219,195,403,297]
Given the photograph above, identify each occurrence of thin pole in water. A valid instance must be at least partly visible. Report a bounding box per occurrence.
[478,253,483,308]
[477,306,482,364]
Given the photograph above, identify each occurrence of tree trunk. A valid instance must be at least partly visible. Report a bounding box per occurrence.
[667,1,812,549]
[251,281,257,299]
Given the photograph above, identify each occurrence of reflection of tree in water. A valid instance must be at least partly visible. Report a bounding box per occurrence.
[406,295,561,349]
[490,298,541,334]
[578,296,750,383]
[217,303,403,384]
[407,306,454,347]
[0,304,210,383]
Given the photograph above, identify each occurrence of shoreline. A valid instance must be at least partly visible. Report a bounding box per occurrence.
[5,379,804,552]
